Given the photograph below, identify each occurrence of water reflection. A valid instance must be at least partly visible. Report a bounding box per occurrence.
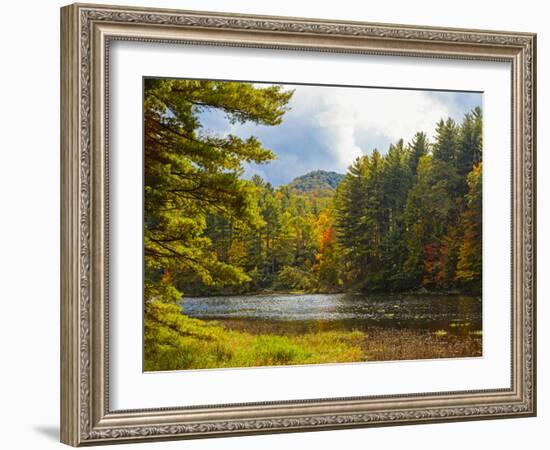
[181,293,481,336]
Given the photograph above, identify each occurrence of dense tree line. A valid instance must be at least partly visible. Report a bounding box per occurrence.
[144,79,482,308]
[334,110,482,292]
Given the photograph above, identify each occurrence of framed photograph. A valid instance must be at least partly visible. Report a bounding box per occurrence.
[60,3,536,446]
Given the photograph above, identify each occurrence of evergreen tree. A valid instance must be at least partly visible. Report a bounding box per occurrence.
[456,163,482,290]
[407,131,429,175]
[456,107,483,195]
[144,79,293,302]
[334,155,371,287]
[403,155,436,287]
[432,118,459,163]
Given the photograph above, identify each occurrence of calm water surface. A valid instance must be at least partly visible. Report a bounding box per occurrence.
[181,293,481,336]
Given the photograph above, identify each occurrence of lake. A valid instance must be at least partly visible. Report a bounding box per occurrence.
[181,292,482,336]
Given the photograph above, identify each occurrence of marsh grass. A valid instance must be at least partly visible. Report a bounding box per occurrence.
[144,301,481,372]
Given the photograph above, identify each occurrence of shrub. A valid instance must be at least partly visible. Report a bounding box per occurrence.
[274,266,317,291]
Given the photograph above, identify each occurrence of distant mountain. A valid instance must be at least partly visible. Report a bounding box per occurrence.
[287,170,345,193]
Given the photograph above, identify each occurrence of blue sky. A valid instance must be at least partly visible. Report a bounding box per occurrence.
[198,83,482,186]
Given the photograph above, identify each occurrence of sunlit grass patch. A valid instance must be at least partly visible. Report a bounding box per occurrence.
[144,301,365,371]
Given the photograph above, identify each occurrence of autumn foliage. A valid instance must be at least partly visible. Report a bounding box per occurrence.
[142,79,483,371]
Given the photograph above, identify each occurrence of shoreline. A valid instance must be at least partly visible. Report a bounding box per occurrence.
[182,288,481,299]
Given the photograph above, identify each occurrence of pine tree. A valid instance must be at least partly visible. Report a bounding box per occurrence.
[456,107,483,195]
[432,118,458,163]
[144,79,293,302]
[407,131,429,175]
[334,155,371,287]
[456,163,482,290]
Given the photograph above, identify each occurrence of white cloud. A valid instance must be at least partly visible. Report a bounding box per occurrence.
[287,85,458,171]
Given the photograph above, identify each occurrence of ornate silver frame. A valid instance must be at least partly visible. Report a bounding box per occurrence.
[60,3,536,446]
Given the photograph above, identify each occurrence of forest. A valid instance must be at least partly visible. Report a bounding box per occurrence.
[143,79,482,371]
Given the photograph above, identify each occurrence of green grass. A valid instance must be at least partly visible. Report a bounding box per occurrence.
[144,301,481,372]
[144,301,364,371]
